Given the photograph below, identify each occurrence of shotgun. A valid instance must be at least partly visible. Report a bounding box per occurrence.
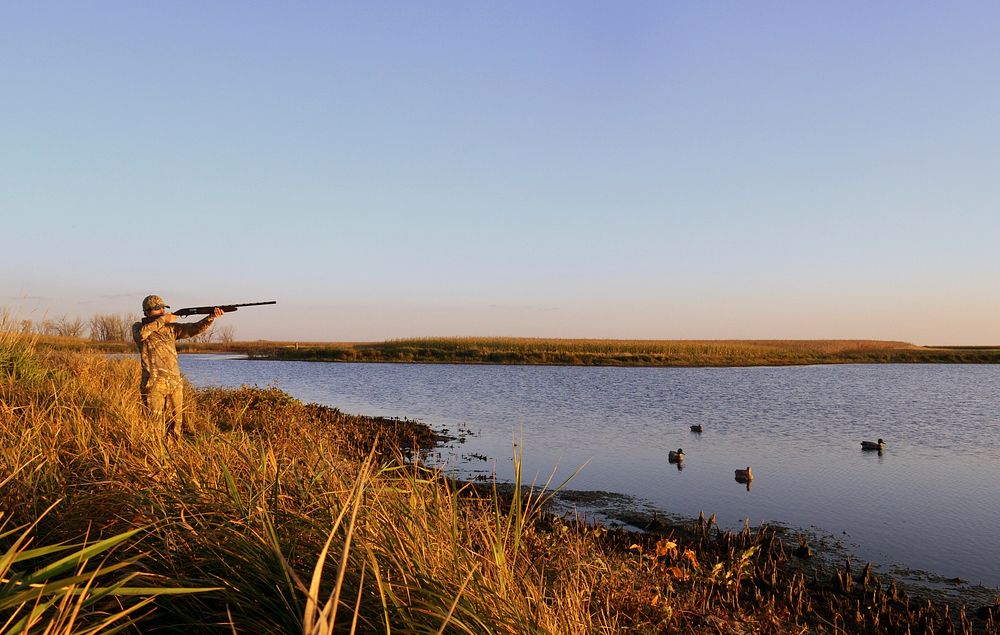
[172,301,277,317]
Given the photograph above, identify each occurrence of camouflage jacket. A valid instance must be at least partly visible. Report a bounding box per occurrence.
[132,316,215,389]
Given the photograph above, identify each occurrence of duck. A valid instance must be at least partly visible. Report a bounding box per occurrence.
[861,438,885,451]
[668,448,685,463]
[734,466,753,483]
[690,424,703,433]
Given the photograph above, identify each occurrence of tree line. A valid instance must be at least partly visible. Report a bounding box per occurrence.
[5,312,235,344]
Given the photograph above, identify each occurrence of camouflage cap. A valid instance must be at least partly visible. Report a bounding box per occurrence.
[142,295,170,313]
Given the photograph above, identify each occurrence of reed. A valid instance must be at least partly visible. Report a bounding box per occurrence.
[2,320,995,633]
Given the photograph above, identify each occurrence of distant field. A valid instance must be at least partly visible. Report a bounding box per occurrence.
[230,337,1000,366]
[18,334,1000,366]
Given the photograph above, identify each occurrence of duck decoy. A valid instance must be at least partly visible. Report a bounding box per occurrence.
[734,466,753,483]
[690,424,703,433]
[668,448,685,463]
[861,438,885,451]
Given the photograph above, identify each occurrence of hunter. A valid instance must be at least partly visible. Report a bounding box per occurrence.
[132,294,223,441]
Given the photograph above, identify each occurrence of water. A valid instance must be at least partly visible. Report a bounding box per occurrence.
[179,356,1000,589]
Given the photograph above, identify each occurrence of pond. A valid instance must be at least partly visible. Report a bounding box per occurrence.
[179,355,1000,590]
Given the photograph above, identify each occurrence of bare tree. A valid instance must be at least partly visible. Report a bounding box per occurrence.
[188,327,215,344]
[216,325,236,345]
[40,315,87,337]
[61,316,87,337]
[89,313,135,342]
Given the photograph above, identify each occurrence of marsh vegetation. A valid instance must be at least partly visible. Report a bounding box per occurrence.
[245,337,1000,366]
[2,321,998,632]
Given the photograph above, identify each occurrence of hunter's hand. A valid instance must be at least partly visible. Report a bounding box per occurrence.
[163,313,178,324]
[211,307,224,319]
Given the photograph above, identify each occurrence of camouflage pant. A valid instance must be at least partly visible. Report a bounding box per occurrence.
[142,382,186,439]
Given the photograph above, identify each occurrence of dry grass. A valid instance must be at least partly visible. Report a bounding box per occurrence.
[2,321,997,633]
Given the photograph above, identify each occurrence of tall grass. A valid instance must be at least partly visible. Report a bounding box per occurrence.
[0,325,214,633]
[2,319,996,633]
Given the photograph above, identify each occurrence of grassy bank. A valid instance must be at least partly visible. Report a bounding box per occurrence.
[240,337,1000,366]
[2,326,998,632]
[30,334,1000,366]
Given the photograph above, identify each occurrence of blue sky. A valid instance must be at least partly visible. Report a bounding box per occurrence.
[3,2,998,343]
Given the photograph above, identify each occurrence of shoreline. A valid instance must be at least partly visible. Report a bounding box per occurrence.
[515,481,1000,608]
[6,337,1000,631]
[430,416,1000,606]
[237,340,1000,367]
[178,348,1000,599]
[186,348,1000,600]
